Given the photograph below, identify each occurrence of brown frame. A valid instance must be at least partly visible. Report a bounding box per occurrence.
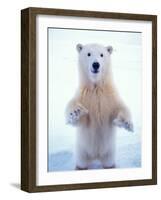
[21,7,157,193]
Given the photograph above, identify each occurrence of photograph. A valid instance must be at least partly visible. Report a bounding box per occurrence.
[48,28,142,171]
[21,7,157,192]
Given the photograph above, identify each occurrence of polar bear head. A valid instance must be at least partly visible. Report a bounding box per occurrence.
[76,43,113,84]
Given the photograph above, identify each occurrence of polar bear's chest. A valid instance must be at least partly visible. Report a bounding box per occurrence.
[80,89,115,125]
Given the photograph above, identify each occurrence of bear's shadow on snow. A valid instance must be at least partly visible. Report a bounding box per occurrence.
[48,142,141,172]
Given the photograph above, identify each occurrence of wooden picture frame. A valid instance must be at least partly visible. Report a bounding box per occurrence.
[21,7,157,192]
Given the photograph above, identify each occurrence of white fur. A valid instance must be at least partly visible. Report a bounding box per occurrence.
[66,43,133,169]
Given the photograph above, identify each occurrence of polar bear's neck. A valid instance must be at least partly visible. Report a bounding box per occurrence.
[79,78,115,94]
[79,72,115,91]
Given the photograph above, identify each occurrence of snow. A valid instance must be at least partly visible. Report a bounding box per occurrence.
[48,132,141,171]
[48,120,141,171]
[48,28,142,172]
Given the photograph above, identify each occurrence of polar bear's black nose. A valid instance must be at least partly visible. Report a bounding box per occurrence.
[92,62,100,71]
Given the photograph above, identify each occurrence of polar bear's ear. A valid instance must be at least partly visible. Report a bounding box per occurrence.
[106,46,113,54]
[76,44,83,52]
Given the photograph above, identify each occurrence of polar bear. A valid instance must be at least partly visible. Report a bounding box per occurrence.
[66,43,133,170]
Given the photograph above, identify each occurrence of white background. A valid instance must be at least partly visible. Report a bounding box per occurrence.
[0,0,160,199]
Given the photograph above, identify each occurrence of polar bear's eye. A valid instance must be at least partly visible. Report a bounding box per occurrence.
[100,53,103,57]
[87,53,91,57]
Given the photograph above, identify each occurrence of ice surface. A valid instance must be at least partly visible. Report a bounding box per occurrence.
[48,133,141,171]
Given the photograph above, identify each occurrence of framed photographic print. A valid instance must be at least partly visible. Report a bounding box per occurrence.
[21,7,157,192]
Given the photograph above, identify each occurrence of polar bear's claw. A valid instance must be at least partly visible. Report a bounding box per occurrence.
[67,104,88,125]
[113,118,134,132]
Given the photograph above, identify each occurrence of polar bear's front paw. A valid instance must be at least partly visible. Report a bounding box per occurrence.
[68,108,81,124]
[113,115,134,132]
[66,104,88,125]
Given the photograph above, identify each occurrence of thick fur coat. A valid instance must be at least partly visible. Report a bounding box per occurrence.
[66,43,133,169]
